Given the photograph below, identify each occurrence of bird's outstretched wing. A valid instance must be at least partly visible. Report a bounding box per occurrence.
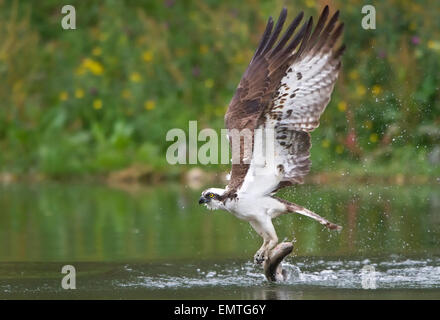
[223,6,344,198]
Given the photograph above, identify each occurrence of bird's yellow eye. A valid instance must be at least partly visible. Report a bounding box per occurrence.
[209,193,214,198]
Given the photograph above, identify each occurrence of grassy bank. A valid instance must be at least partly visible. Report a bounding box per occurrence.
[0,0,439,181]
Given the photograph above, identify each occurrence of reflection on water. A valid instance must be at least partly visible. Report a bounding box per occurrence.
[0,182,439,299]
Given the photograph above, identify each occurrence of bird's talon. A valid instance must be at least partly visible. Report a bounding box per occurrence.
[254,256,264,265]
[254,251,268,265]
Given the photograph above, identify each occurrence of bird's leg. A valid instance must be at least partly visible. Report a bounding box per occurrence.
[272,198,342,231]
[262,223,279,263]
[250,219,279,265]
[250,220,267,264]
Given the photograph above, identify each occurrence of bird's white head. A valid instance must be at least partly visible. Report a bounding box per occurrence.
[199,188,226,211]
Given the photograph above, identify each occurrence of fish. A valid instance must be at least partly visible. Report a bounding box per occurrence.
[263,242,293,282]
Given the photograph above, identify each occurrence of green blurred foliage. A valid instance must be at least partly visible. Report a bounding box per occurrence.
[0,0,439,177]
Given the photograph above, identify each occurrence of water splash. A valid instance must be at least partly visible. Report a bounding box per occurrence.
[118,255,440,290]
[1,256,439,298]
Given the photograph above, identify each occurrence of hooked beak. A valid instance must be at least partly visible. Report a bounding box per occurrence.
[198,197,208,205]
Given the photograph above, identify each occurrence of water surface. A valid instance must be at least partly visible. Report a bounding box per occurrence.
[0,182,439,299]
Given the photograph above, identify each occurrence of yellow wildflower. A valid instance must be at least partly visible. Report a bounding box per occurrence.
[144,100,156,111]
[427,40,440,51]
[372,85,382,96]
[142,50,154,62]
[59,91,68,101]
[75,88,84,99]
[335,145,344,154]
[337,101,347,112]
[92,47,102,56]
[305,0,315,8]
[356,85,366,96]
[130,72,142,83]
[204,78,214,88]
[369,133,379,143]
[93,99,103,110]
[349,70,359,80]
[86,58,103,75]
[121,89,132,100]
[77,58,104,76]
[199,44,209,55]
[322,139,330,148]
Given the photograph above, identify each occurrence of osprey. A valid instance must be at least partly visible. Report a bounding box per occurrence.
[199,6,345,264]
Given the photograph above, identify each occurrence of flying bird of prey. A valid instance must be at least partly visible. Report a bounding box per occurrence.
[199,6,345,264]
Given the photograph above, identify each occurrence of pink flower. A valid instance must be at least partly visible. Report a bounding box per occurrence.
[411,36,420,45]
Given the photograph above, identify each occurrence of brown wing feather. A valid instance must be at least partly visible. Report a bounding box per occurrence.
[262,7,345,193]
[223,6,344,197]
[223,8,312,198]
